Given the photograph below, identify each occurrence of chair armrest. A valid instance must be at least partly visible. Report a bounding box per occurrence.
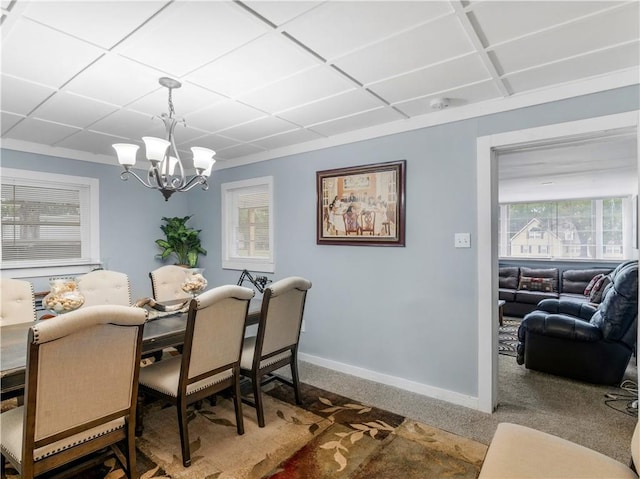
[536,299,597,321]
[519,313,603,342]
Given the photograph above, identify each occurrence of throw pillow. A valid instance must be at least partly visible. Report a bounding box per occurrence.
[584,273,605,296]
[590,275,612,303]
[518,276,554,292]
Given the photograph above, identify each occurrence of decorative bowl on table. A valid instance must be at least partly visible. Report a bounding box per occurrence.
[43,278,85,315]
[181,268,207,297]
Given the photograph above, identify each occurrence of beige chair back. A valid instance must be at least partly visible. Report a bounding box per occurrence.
[77,270,131,307]
[185,285,254,385]
[260,276,312,358]
[27,305,147,452]
[149,265,191,302]
[0,278,36,326]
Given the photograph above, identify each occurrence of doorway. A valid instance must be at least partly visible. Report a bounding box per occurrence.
[476,111,639,413]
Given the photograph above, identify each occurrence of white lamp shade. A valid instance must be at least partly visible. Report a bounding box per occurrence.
[112,143,139,166]
[159,156,178,175]
[202,159,216,177]
[142,136,170,162]
[191,147,215,170]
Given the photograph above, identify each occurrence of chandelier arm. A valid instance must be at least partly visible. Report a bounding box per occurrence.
[121,168,157,189]
[180,175,210,192]
[148,164,169,191]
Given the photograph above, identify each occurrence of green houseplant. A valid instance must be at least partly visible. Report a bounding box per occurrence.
[155,215,207,267]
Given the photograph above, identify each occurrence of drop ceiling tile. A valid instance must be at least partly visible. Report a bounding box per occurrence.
[169,126,211,147]
[309,107,405,137]
[56,130,127,157]
[32,92,118,128]
[64,54,163,106]
[4,117,81,145]
[185,100,266,133]
[217,143,266,160]
[394,80,503,117]
[504,42,640,93]
[118,2,270,77]
[239,65,356,113]
[251,128,325,150]
[1,111,24,135]
[188,134,239,152]
[22,1,167,49]
[492,3,640,74]
[1,18,104,88]
[369,54,490,104]
[127,82,227,117]
[277,89,383,126]
[333,15,474,84]
[283,1,453,59]
[218,116,299,142]
[1,75,56,115]
[243,1,323,26]
[89,109,163,139]
[468,1,621,46]
[186,32,321,98]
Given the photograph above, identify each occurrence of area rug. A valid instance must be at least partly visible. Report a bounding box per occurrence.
[1,383,487,478]
[498,317,521,357]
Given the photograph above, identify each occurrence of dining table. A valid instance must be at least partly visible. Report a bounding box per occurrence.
[0,297,263,400]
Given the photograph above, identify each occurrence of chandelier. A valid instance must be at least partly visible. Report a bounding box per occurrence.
[112,77,216,201]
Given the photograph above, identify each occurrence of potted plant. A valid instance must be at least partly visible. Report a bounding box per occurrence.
[155,215,207,267]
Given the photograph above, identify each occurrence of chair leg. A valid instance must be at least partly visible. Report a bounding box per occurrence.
[290,359,302,406]
[1,452,5,479]
[233,375,245,435]
[125,422,137,479]
[252,373,265,428]
[177,399,191,467]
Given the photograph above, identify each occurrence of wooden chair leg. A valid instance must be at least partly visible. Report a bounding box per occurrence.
[126,422,137,479]
[177,400,191,467]
[252,373,265,428]
[290,359,302,405]
[233,376,245,435]
[1,452,6,479]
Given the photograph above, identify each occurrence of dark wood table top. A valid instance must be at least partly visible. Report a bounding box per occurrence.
[1,298,262,397]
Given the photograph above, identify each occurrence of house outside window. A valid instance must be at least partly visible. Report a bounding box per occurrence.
[499,197,630,260]
[1,168,100,277]
[221,176,274,273]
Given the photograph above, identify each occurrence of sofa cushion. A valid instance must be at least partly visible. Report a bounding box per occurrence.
[562,268,613,295]
[499,289,516,302]
[515,290,558,305]
[589,275,612,303]
[518,276,554,292]
[499,267,520,290]
[520,267,559,292]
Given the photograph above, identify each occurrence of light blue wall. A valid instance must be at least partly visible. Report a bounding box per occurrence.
[2,85,638,399]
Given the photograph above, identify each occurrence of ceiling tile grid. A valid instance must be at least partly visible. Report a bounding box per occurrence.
[0,0,637,166]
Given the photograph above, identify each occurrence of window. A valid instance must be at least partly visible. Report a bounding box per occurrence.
[221,176,274,272]
[1,168,100,276]
[498,197,630,260]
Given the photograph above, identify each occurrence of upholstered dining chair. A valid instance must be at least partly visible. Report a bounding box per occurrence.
[0,305,147,479]
[149,265,191,303]
[138,285,254,467]
[0,278,36,327]
[240,276,312,428]
[77,269,132,307]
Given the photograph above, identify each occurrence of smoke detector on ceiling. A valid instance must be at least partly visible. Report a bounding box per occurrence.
[430,97,450,110]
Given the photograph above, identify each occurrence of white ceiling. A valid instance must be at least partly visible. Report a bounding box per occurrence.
[1,0,639,176]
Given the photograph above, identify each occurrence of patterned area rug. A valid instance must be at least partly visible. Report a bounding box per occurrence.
[1,383,487,478]
[498,317,521,357]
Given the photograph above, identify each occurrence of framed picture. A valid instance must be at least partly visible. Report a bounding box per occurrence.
[316,160,406,246]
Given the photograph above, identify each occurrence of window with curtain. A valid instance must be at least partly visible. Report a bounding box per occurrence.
[221,176,274,272]
[1,168,99,272]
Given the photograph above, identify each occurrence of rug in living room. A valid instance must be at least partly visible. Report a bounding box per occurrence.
[498,317,521,357]
[2,383,487,479]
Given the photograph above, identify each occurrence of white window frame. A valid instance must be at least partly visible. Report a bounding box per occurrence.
[221,176,274,273]
[1,168,100,278]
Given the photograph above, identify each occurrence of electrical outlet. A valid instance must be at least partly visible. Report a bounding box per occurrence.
[454,233,471,248]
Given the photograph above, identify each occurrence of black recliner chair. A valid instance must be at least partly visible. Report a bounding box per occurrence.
[516,260,638,385]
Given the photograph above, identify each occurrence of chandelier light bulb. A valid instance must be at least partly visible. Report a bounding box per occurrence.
[191,147,215,170]
[142,136,171,163]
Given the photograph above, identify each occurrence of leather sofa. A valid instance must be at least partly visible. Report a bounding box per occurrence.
[499,266,613,317]
[516,260,638,385]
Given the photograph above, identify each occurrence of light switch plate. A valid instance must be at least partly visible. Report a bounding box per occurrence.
[454,233,471,248]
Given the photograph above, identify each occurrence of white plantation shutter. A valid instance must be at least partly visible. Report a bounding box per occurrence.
[1,169,99,269]
[222,176,274,272]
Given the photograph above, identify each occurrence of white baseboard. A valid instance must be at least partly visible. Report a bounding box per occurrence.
[298,352,481,411]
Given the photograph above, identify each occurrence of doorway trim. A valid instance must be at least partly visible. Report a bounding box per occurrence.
[476,110,639,413]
